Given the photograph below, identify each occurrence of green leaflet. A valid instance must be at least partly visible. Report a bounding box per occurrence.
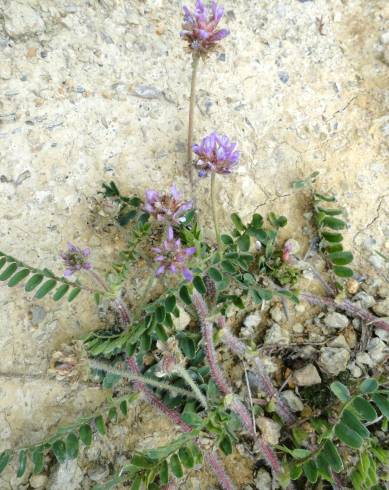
[8,268,30,287]
[330,381,350,402]
[352,397,377,422]
[170,454,183,478]
[372,393,389,419]
[335,421,363,449]
[321,440,343,473]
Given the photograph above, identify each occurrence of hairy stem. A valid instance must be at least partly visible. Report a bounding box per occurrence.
[192,293,282,475]
[174,365,208,409]
[127,357,235,489]
[218,318,295,425]
[205,451,236,490]
[187,54,200,194]
[89,360,195,399]
[211,173,222,252]
[301,291,389,332]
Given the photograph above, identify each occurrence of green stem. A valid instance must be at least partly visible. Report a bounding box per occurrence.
[187,54,200,196]
[174,365,208,409]
[211,173,222,252]
[89,360,196,399]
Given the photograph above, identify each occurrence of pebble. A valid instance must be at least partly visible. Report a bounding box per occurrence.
[380,31,389,45]
[323,312,349,329]
[295,303,306,313]
[30,475,48,488]
[243,311,262,329]
[292,323,304,334]
[172,307,191,331]
[346,278,360,295]
[356,352,374,368]
[327,334,350,350]
[352,291,376,309]
[48,460,83,490]
[375,326,389,343]
[30,305,46,324]
[87,465,109,482]
[348,361,363,378]
[367,338,387,365]
[281,390,304,412]
[319,347,350,376]
[255,468,272,490]
[278,71,289,83]
[369,254,385,269]
[293,364,321,386]
[256,416,281,445]
[270,305,285,323]
[264,323,290,345]
[372,298,389,317]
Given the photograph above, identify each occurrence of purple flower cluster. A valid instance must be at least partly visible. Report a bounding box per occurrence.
[181,1,229,54]
[61,242,92,277]
[193,131,240,176]
[152,226,196,281]
[144,185,192,224]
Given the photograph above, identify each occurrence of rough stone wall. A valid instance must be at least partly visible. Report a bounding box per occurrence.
[0,0,388,488]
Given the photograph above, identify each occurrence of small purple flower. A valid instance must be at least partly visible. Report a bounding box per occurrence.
[181,1,230,55]
[152,226,196,281]
[144,185,192,224]
[61,242,92,277]
[193,132,240,176]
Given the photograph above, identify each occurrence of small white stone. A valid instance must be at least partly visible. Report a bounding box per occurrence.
[293,364,321,386]
[319,347,350,375]
[243,311,262,329]
[264,323,290,345]
[295,304,305,313]
[292,323,304,334]
[375,326,389,343]
[348,362,363,378]
[255,468,272,490]
[323,312,349,329]
[367,338,387,365]
[173,307,191,331]
[380,31,389,45]
[353,292,376,309]
[372,299,389,317]
[281,390,304,412]
[356,352,374,368]
[256,416,281,445]
[270,305,285,323]
[30,475,48,488]
[327,334,350,350]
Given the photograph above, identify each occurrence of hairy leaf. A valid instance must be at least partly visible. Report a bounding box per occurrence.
[80,424,93,446]
[322,216,346,230]
[329,251,353,265]
[52,440,66,463]
[68,287,81,302]
[66,433,79,459]
[302,460,318,483]
[0,263,17,281]
[170,454,183,478]
[321,231,343,243]
[330,381,350,402]
[341,410,369,439]
[0,450,12,475]
[359,378,378,394]
[193,275,206,295]
[352,396,377,422]
[16,449,27,478]
[372,393,389,419]
[335,421,363,448]
[321,440,343,473]
[53,284,70,301]
[333,266,353,278]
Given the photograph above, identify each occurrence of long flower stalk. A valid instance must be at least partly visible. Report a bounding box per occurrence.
[211,173,222,251]
[187,54,200,194]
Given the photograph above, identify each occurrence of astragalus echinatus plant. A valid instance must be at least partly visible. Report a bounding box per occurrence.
[1,1,389,489]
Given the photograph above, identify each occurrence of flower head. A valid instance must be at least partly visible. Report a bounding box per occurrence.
[181,0,230,55]
[152,226,196,281]
[144,185,192,224]
[61,242,92,277]
[193,132,240,176]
